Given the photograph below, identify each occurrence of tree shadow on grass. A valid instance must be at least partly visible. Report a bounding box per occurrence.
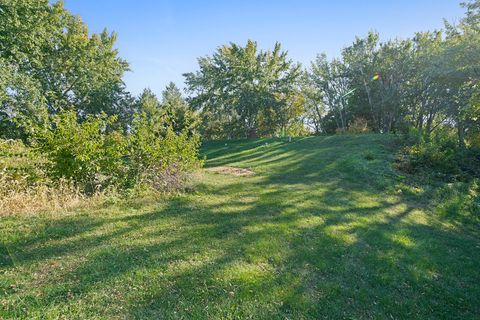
[2,134,480,319]
[125,187,479,319]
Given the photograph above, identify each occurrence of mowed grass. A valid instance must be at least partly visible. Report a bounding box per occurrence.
[1,134,479,319]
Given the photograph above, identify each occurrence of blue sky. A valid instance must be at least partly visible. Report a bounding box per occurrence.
[62,0,466,96]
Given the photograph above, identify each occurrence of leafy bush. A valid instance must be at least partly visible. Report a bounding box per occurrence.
[0,139,47,186]
[31,111,128,192]
[0,139,91,214]
[28,110,202,193]
[128,113,202,189]
[398,128,480,181]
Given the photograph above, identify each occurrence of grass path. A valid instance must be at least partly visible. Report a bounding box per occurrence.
[1,134,479,319]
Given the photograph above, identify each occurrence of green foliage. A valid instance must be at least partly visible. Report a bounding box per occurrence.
[31,111,128,192]
[306,54,350,131]
[301,0,479,147]
[128,112,202,175]
[0,1,202,196]
[0,139,47,187]
[184,40,302,139]
[284,122,310,137]
[2,1,480,318]
[0,58,47,139]
[134,88,167,133]
[133,84,200,138]
[29,110,202,193]
[162,82,200,135]
[0,0,130,137]
[399,128,480,180]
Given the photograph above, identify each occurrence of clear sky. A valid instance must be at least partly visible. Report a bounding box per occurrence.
[62,0,466,96]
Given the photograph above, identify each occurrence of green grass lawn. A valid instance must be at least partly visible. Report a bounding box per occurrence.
[1,134,479,319]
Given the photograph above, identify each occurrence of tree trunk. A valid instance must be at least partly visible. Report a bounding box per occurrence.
[416,100,425,130]
[363,79,378,132]
[247,127,257,139]
[457,120,466,149]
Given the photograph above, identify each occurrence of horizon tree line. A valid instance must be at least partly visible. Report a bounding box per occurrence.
[1,0,479,149]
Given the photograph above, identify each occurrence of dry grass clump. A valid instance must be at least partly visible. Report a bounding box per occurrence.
[0,140,90,215]
[0,178,88,216]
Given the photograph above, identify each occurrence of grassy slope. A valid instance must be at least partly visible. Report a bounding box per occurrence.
[1,134,479,319]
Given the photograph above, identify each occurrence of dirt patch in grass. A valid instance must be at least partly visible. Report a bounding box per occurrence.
[205,166,255,177]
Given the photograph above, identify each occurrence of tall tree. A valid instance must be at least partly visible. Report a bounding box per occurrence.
[184,40,302,138]
[0,0,129,137]
[435,0,480,147]
[135,88,166,135]
[307,54,351,132]
[403,31,446,136]
[300,71,326,134]
[161,82,199,135]
[342,32,382,131]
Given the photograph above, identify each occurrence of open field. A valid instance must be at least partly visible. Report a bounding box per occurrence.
[1,134,479,319]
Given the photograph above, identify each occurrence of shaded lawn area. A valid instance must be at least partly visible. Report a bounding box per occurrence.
[1,134,479,319]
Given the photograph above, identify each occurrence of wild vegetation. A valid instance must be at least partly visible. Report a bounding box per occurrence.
[0,0,479,318]
[0,0,201,213]
[183,4,479,146]
[1,0,479,203]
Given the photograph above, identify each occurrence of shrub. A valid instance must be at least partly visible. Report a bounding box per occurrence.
[1,109,202,213]
[348,117,370,134]
[0,139,47,186]
[31,111,128,192]
[127,113,202,186]
[28,110,202,193]
[398,128,480,181]
[0,139,92,215]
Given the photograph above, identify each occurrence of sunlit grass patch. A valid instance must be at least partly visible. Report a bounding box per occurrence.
[1,134,479,319]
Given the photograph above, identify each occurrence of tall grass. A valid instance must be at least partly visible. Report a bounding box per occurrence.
[0,138,200,215]
[0,139,94,215]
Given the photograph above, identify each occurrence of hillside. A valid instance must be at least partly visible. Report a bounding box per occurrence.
[1,134,479,319]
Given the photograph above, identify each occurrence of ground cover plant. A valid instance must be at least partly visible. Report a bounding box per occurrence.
[1,135,479,319]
